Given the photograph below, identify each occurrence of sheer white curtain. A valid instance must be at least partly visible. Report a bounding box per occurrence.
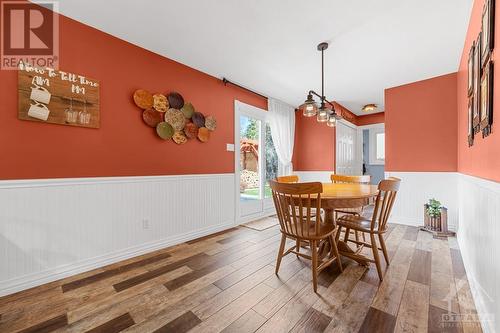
[268,98,295,176]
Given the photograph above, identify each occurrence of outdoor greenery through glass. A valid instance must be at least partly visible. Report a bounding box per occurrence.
[239,117,278,200]
[240,116,260,200]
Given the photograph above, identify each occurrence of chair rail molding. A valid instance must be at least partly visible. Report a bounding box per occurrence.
[0,173,236,296]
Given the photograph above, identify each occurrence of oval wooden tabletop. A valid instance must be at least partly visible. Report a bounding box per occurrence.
[321,183,378,199]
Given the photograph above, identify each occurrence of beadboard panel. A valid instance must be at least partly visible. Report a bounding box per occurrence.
[0,174,235,296]
[457,174,500,333]
[296,171,459,230]
[294,171,335,183]
[384,171,459,229]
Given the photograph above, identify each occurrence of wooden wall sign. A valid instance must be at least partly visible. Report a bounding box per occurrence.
[17,61,100,128]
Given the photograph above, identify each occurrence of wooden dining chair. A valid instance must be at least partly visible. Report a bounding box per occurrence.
[276,175,299,183]
[330,174,371,242]
[269,180,342,292]
[360,177,401,219]
[276,175,317,217]
[330,174,371,185]
[336,178,401,281]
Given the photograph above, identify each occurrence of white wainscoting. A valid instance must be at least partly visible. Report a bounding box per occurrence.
[0,174,235,296]
[294,169,498,331]
[294,171,335,183]
[384,171,459,230]
[296,171,459,230]
[457,174,500,333]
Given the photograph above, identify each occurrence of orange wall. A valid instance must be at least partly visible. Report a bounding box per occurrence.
[457,0,500,182]
[293,112,336,171]
[292,103,384,171]
[0,5,266,180]
[385,73,458,172]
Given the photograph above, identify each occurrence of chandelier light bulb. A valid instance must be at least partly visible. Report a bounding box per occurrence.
[302,94,318,117]
[317,106,328,122]
[326,115,337,127]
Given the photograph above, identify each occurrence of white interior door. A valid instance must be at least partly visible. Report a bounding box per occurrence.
[234,101,277,224]
[336,120,362,175]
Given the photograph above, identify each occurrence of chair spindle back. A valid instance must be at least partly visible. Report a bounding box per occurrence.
[269,180,322,239]
[276,175,299,183]
[331,174,371,184]
[370,178,401,232]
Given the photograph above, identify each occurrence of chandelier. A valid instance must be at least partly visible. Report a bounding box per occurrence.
[299,42,341,127]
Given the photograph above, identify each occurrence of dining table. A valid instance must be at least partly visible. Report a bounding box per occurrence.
[317,182,379,266]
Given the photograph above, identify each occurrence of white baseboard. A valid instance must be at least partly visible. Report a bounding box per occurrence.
[0,173,236,296]
[0,221,235,296]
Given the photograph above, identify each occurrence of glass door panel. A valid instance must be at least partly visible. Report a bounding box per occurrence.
[235,101,278,223]
[239,115,261,201]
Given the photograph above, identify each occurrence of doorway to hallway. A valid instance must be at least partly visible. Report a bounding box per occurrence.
[361,124,385,185]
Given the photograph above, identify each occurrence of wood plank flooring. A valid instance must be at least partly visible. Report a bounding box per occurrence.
[0,224,482,333]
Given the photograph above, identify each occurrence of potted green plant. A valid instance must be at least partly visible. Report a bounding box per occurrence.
[422,198,455,236]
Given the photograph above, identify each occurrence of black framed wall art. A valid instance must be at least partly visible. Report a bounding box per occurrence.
[480,60,494,137]
[473,33,482,134]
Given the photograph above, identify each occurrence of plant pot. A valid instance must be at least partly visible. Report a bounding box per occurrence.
[421,205,455,237]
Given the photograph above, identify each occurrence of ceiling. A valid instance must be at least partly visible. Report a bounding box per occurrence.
[54,0,473,115]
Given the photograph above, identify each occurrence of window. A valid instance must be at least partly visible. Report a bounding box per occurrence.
[376,133,385,160]
[369,126,385,165]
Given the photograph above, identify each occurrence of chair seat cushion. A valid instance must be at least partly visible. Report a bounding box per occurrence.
[336,214,377,233]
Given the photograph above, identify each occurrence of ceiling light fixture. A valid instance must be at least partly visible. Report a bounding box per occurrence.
[299,42,341,127]
[362,104,377,112]
[326,115,337,127]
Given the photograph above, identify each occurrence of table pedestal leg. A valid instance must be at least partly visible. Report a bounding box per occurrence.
[323,208,335,224]
[318,208,335,259]
[321,207,370,266]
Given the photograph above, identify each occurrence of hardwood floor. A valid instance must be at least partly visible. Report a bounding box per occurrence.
[0,224,483,333]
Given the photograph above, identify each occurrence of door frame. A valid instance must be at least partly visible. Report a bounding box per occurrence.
[335,119,363,175]
[234,100,276,225]
[357,122,385,166]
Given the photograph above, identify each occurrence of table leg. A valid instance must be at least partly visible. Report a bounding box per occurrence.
[318,208,334,259]
[322,208,370,266]
[323,208,335,224]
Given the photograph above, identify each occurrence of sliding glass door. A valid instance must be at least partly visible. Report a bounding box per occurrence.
[235,101,278,223]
